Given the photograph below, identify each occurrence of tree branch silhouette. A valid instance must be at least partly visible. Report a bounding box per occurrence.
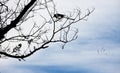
[0,0,94,60]
[0,0,37,40]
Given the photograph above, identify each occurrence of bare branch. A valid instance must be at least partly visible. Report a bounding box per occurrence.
[0,0,94,60]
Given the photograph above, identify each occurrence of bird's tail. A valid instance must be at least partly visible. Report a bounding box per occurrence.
[67,17,75,20]
[64,16,74,20]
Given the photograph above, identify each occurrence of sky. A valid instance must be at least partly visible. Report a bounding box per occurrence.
[0,0,120,73]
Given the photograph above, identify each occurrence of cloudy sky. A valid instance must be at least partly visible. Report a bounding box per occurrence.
[0,0,120,73]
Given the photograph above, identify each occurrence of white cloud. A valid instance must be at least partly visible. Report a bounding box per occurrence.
[0,66,35,73]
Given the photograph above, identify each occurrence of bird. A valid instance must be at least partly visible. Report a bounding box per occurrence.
[53,13,74,22]
[12,43,22,53]
[53,13,65,20]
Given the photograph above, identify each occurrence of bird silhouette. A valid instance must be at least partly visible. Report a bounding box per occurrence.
[12,43,22,53]
[53,13,65,20]
[53,13,74,22]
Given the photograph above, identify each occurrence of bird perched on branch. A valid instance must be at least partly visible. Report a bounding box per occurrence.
[53,13,65,20]
[12,43,22,53]
[53,13,74,22]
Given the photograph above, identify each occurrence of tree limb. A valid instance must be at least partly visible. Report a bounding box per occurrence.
[0,0,37,40]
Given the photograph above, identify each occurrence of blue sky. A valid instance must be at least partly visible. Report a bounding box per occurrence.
[0,0,120,73]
